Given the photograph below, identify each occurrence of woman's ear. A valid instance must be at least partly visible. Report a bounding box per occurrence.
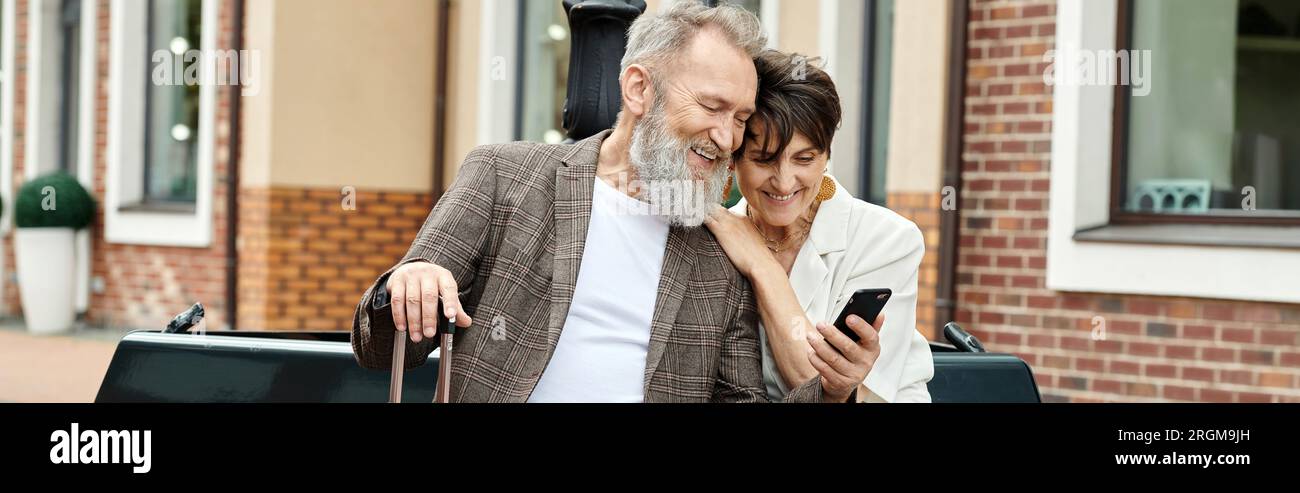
[620,64,653,119]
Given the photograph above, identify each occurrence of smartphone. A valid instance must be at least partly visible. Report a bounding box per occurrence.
[831,288,891,342]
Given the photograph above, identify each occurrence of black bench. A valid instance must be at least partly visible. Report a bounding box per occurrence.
[96,323,1039,403]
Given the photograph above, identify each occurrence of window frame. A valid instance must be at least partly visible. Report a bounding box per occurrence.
[57,0,80,174]
[1108,0,1300,227]
[1046,0,1300,304]
[858,0,892,206]
[104,0,216,247]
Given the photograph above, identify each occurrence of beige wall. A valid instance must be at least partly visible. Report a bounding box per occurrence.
[884,0,950,193]
[243,0,436,193]
[241,0,275,188]
[442,0,481,187]
[777,0,819,56]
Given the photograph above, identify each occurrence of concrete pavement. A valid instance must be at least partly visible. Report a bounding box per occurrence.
[0,320,132,403]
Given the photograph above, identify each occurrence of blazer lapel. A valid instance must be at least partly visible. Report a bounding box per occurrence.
[546,133,605,349]
[798,176,851,313]
[643,225,696,392]
[789,240,829,313]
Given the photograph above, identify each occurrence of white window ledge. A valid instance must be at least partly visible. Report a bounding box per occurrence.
[1074,224,1300,250]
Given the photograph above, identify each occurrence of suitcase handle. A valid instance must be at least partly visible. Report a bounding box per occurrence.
[388,293,467,403]
[388,336,407,403]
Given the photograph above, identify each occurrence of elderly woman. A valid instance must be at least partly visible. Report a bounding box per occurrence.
[705,50,934,402]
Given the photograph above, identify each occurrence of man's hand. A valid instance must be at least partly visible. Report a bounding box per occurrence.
[385,261,473,343]
[806,314,884,403]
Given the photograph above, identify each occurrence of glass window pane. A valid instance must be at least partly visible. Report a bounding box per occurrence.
[1125,0,1300,216]
[144,0,201,204]
[868,0,893,206]
[60,0,82,174]
[519,1,570,144]
[732,0,762,16]
[723,0,761,208]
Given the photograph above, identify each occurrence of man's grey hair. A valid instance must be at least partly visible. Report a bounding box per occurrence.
[620,1,767,77]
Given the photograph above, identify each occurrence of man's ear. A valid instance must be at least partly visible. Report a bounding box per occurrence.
[620,64,653,119]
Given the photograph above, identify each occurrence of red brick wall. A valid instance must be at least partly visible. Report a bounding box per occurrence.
[960,0,1300,402]
[3,0,31,317]
[237,187,433,331]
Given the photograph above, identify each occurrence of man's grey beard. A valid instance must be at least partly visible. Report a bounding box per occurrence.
[627,101,732,227]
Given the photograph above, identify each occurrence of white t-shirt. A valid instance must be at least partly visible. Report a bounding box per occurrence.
[527,178,669,402]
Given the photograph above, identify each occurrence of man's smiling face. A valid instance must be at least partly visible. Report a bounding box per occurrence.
[650,27,758,179]
[621,27,758,227]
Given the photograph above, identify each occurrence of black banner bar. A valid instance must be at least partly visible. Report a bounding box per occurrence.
[1,404,1291,480]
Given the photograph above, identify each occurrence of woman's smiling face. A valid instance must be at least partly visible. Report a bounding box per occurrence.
[735,117,829,229]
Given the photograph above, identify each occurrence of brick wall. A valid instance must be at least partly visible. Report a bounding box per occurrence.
[3,0,30,316]
[886,191,941,340]
[236,187,433,331]
[959,0,1300,402]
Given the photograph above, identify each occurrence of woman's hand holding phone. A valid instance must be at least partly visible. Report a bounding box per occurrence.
[806,313,884,403]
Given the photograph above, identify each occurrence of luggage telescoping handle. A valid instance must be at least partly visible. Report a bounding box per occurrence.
[434,322,455,403]
[389,295,462,403]
[388,335,406,403]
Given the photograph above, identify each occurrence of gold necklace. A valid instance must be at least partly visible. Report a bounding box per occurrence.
[747,205,812,253]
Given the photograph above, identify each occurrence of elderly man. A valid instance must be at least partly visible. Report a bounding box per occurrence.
[351,2,867,402]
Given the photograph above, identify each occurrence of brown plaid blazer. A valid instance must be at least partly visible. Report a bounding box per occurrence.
[351,130,826,403]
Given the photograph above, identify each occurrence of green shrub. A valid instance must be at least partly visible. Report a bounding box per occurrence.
[15,172,95,229]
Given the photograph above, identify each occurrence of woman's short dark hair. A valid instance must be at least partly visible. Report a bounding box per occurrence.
[740,50,843,161]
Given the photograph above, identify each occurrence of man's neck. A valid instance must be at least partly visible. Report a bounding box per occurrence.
[596,124,640,198]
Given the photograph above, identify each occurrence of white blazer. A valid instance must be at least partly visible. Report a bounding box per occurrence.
[732,176,935,403]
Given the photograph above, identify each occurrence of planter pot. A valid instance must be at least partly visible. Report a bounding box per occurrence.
[15,227,77,335]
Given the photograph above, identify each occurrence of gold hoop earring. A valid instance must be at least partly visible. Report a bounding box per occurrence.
[815,175,836,202]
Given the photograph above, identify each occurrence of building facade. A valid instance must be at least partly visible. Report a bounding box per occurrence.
[1,0,1296,402]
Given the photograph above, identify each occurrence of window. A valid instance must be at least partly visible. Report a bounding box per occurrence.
[58,0,81,174]
[860,0,893,206]
[517,0,570,144]
[29,0,87,178]
[105,0,215,246]
[142,0,201,205]
[731,0,762,15]
[1047,0,1300,303]
[1114,0,1300,224]
[722,1,764,207]
[516,0,766,148]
